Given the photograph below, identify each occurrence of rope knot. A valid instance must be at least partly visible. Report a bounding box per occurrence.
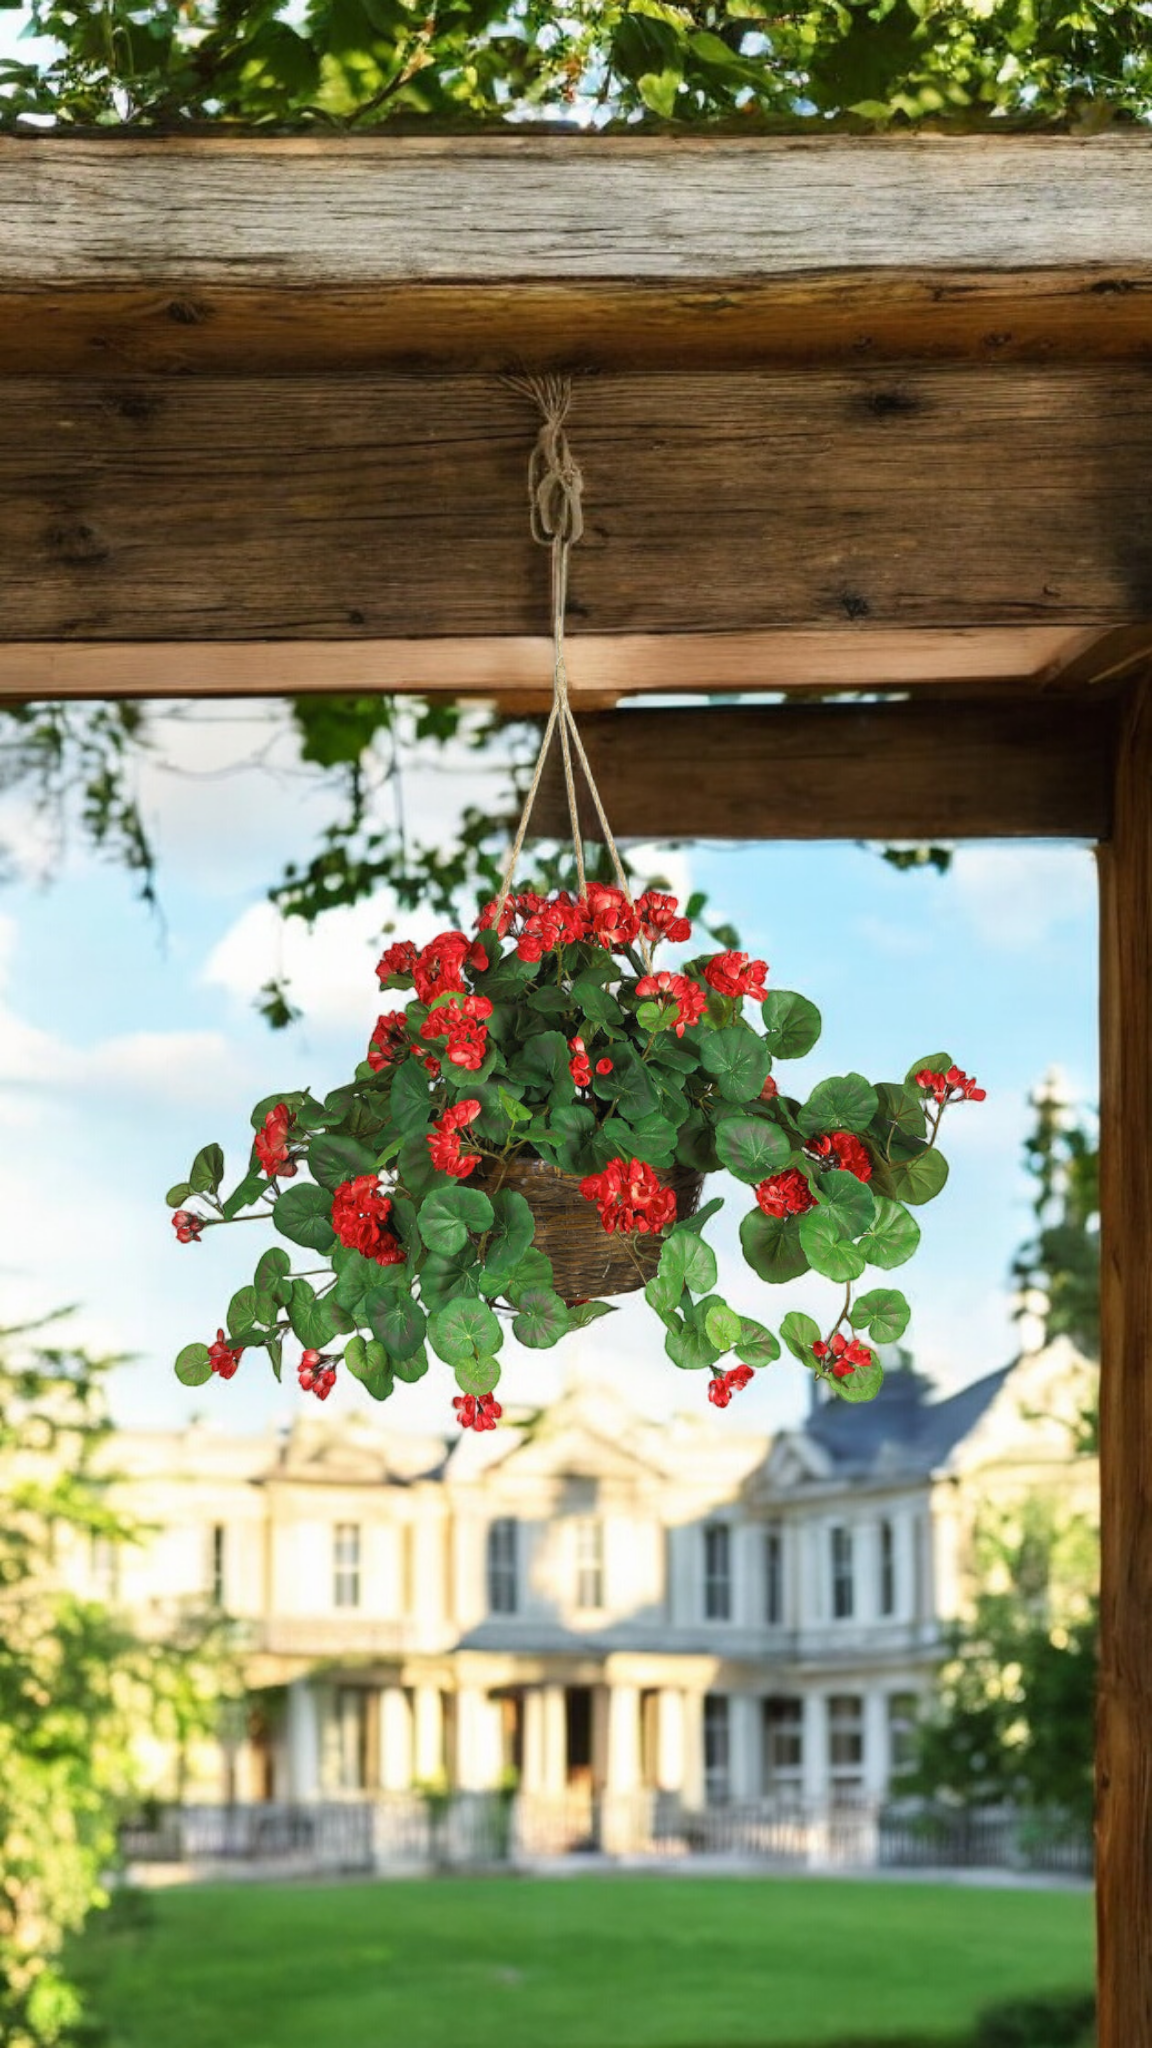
[506,373,584,549]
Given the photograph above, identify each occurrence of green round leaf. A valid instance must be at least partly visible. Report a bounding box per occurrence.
[175,1342,212,1386]
[879,1147,950,1207]
[429,1295,502,1366]
[658,1229,718,1302]
[255,1246,292,1295]
[858,1197,921,1270]
[345,1335,394,1400]
[905,1052,953,1086]
[480,1188,536,1288]
[393,1345,429,1385]
[739,1209,809,1285]
[512,1289,571,1350]
[700,1026,772,1103]
[735,1317,780,1369]
[165,1181,192,1208]
[798,1073,879,1137]
[419,1252,481,1313]
[390,1056,434,1135]
[760,990,822,1060]
[713,1114,793,1185]
[417,1185,494,1256]
[505,1247,557,1305]
[370,1293,427,1361]
[814,1167,876,1241]
[833,1358,885,1404]
[273,1182,337,1253]
[798,1206,867,1282]
[852,1287,911,1344]
[704,1303,742,1352]
[308,1132,379,1191]
[780,1310,822,1365]
[288,1278,351,1348]
[189,1143,225,1196]
[227,1285,271,1342]
[664,1319,722,1371]
[455,1355,502,1396]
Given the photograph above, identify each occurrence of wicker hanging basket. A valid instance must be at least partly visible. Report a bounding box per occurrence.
[476,1155,706,1306]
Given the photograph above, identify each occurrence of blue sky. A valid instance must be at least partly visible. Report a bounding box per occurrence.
[0,698,1098,1443]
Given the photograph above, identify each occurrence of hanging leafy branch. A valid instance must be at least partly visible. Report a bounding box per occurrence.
[2,0,1151,132]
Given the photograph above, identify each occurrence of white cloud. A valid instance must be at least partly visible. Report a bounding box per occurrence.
[948,845,1096,952]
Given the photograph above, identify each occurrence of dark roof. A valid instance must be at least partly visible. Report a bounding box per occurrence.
[803,1361,1013,1478]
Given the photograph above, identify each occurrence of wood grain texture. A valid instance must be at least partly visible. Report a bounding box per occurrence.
[3,135,1152,287]
[5,368,1152,641]
[0,628,1095,703]
[1097,675,1152,2047]
[532,699,1116,841]
[6,272,1152,377]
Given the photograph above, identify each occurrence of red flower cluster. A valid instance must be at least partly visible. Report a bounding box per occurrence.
[421,992,493,1072]
[807,1131,873,1183]
[703,951,769,1002]
[254,1102,297,1179]
[208,1328,243,1380]
[366,1011,410,1073]
[760,1074,779,1102]
[172,1209,204,1244]
[915,1065,987,1105]
[427,1099,482,1180]
[298,1348,336,1401]
[569,1035,592,1087]
[707,1363,754,1408]
[453,1392,502,1432]
[376,938,418,984]
[754,1169,816,1220]
[813,1333,873,1380]
[478,889,588,959]
[635,970,706,1038]
[413,931,470,1004]
[331,1175,406,1266]
[580,1157,677,1236]
[637,891,692,946]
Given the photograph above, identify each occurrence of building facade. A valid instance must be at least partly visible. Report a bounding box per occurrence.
[82,1348,1095,1824]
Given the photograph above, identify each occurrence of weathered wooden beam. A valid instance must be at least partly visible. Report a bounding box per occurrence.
[532,698,1116,841]
[4,369,1152,642]
[1097,675,1152,2045]
[4,135,1151,288]
[0,627,1097,704]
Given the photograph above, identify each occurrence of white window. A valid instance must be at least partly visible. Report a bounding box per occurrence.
[334,1686,370,1791]
[879,1519,896,1617]
[830,1525,855,1620]
[487,1518,519,1615]
[210,1523,226,1607]
[765,1527,784,1625]
[762,1696,804,1800]
[703,1525,732,1621]
[888,1692,919,1778]
[827,1694,864,1804]
[703,1694,731,1806]
[575,1518,604,1611]
[333,1523,361,1610]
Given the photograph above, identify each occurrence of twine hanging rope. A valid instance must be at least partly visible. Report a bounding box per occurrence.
[495,374,648,962]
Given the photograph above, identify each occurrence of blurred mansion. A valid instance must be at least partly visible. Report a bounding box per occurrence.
[89,1346,1094,1860]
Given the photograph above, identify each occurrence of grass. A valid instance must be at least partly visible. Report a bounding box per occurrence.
[71,1874,1095,2048]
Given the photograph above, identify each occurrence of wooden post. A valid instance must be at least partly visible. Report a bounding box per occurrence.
[1097,672,1152,2044]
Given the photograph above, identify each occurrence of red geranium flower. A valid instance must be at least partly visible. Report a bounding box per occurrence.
[331,1174,406,1266]
[707,1362,754,1408]
[596,1057,614,1076]
[637,891,692,946]
[427,1099,483,1180]
[569,1035,592,1087]
[298,1349,337,1401]
[254,1102,297,1179]
[421,993,493,1073]
[636,969,706,1038]
[453,1392,502,1432]
[580,1157,677,1236]
[367,1011,410,1074]
[754,1169,816,1220]
[916,1064,987,1105]
[806,1131,873,1184]
[703,951,769,1002]
[412,931,471,1005]
[208,1328,243,1381]
[375,938,418,987]
[583,883,642,951]
[812,1332,873,1379]
[171,1210,204,1244]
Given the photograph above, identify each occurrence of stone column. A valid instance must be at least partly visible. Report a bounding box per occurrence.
[656,1688,685,1794]
[286,1679,320,1801]
[413,1685,444,1783]
[541,1683,568,1796]
[681,1691,705,1809]
[863,1689,890,1801]
[606,1685,641,1794]
[522,1688,546,1795]
[729,1693,760,1802]
[802,1691,826,1806]
[379,1686,414,1791]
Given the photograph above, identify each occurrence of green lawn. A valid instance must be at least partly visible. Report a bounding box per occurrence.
[72,1875,1094,2048]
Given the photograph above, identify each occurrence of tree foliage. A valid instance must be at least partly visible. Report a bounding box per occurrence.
[2,0,1151,131]
[0,1317,233,2046]
[1011,1074,1100,1368]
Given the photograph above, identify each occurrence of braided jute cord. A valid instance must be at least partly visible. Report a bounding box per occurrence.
[495,374,650,966]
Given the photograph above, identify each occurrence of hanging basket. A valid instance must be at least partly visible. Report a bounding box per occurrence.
[476,1154,706,1306]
